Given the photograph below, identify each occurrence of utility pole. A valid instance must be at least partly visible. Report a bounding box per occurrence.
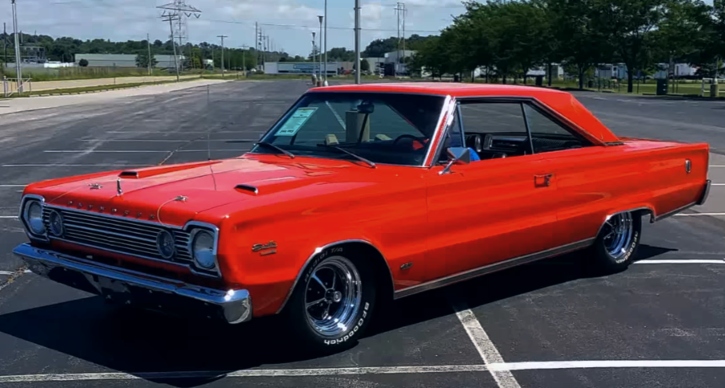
[323,0,328,85]
[12,0,23,92]
[3,23,7,69]
[354,0,361,84]
[317,15,323,85]
[254,22,258,70]
[218,35,227,76]
[394,2,406,76]
[146,33,152,75]
[240,44,248,75]
[161,13,180,81]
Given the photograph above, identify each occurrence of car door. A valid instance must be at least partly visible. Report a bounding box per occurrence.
[424,99,559,281]
[520,102,617,248]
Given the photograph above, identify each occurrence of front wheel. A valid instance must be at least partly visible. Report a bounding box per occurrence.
[282,247,376,353]
[590,211,642,273]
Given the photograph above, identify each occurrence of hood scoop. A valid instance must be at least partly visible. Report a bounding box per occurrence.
[118,160,220,179]
[235,184,259,195]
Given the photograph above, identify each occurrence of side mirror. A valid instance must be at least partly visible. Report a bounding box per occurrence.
[439,147,470,175]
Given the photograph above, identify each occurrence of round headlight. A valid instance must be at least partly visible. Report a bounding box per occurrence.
[24,201,45,235]
[156,230,176,259]
[191,230,216,269]
[48,210,64,237]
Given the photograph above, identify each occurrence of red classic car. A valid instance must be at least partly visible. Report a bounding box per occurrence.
[14,83,711,352]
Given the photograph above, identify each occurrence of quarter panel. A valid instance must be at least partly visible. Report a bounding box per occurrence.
[544,142,709,246]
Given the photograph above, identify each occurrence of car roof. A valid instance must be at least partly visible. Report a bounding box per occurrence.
[308,82,620,144]
[309,82,567,97]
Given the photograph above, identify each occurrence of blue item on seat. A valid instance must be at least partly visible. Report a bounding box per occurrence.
[468,147,481,161]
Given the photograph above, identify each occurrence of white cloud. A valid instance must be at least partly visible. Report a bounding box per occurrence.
[6,0,466,56]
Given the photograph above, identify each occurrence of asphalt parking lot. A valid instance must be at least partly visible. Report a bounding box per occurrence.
[0,80,724,388]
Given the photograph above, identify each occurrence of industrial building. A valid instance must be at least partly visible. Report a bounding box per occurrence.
[262,62,342,75]
[73,53,186,70]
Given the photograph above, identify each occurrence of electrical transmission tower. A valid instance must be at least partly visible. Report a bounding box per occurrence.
[394,2,407,75]
[157,0,201,70]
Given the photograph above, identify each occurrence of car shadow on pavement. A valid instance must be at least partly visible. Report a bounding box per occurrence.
[0,244,675,387]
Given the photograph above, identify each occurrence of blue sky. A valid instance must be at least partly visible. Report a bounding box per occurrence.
[6,0,468,57]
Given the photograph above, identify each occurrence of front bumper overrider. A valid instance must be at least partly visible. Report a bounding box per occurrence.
[12,243,252,324]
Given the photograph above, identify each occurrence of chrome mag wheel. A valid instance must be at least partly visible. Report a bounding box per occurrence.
[602,212,634,262]
[304,256,363,338]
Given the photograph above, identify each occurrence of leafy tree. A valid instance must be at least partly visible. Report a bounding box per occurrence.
[78,59,88,67]
[597,0,667,92]
[135,51,158,69]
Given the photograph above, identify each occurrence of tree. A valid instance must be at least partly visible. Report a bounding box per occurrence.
[597,0,667,92]
[135,51,158,69]
[78,59,89,67]
[651,0,712,77]
[360,59,370,72]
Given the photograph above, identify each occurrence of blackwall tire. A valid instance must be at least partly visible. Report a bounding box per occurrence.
[283,246,376,353]
[591,211,642,273]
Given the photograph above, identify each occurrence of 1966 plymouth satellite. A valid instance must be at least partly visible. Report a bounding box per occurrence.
[14,83,711,351]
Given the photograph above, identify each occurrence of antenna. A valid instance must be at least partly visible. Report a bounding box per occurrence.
[207,84,218,191]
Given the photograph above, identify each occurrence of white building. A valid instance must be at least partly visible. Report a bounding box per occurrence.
[263,62,340,75]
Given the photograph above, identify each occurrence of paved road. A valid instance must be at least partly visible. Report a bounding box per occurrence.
[0,82,723,388]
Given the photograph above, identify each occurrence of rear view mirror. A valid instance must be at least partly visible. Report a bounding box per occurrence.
[357,101,375,114]
[440,147,470,175]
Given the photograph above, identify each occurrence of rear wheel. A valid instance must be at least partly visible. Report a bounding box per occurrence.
[590,211,642,272]
[282,246,376,353]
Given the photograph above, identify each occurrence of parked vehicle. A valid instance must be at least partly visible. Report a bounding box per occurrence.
[14,82,711,352]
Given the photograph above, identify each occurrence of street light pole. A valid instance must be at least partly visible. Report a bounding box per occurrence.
[11,0,23,93]
[317,15,323,86]
[354,0,361,84]
[323,0,328,85]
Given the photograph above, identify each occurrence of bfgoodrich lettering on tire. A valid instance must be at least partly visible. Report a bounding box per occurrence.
[590,210,642,273]
[282,246,376,353]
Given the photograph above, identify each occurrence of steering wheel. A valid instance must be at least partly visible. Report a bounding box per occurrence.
[392,134,424,144]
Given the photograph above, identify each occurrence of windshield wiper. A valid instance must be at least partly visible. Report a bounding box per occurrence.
[254,141,295,158]
[317,144,376,168]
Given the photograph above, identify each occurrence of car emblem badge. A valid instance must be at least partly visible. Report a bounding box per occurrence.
[116,178,123,196]
[252,241,277,256]
[89,183,102,190]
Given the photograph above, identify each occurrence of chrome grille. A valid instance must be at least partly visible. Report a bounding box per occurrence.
[42,206,193,264]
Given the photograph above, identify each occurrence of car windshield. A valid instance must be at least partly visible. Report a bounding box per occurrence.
[253,91,446,166]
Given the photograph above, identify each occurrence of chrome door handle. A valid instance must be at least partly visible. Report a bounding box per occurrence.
[534,173,552,187]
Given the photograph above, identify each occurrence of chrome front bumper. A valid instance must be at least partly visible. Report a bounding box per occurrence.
[12,243,252,324]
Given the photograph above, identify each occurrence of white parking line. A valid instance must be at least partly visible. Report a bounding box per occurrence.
[1,163,143,167]
[674,213,725,217]
[634,259,725,264]
[712,183,725,186]
[0,271,12,276]
[42,150,247,153]
[0,216,18,219]
[0,185,25,188]
[451,300,521,388]
[3,360,725,383]
[105,130,266,134]
[79,139,258,142]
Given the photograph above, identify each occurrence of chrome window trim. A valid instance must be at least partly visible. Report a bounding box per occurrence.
[428,95,604,167]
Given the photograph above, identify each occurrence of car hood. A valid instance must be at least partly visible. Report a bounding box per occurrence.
[32,157,369,227]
